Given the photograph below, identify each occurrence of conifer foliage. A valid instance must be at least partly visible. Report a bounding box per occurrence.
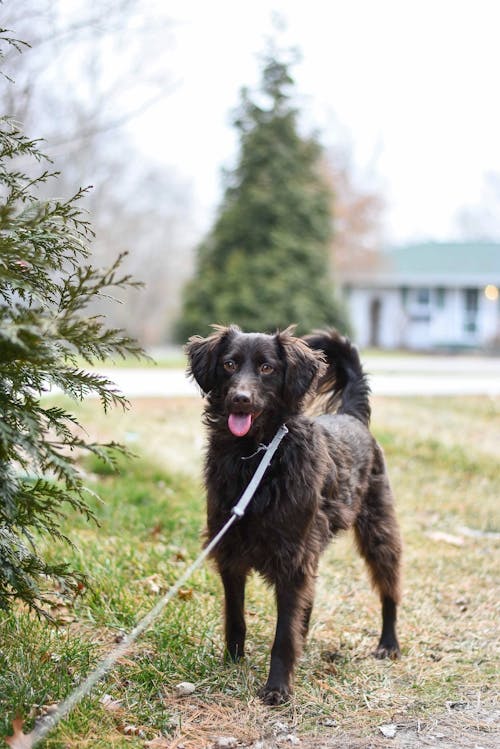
[177,53,349,339]
[0,38,143,613]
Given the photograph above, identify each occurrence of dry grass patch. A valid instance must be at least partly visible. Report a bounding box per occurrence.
[1,395,499,748]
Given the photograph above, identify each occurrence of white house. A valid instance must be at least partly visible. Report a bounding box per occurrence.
[339,242,500,350]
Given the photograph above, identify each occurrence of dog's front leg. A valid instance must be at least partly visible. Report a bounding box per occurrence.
[259,575,307,705]
[220,567,247,661]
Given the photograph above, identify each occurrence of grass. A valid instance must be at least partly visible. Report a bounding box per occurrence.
[79,349,187,370]
[1,395,499,747]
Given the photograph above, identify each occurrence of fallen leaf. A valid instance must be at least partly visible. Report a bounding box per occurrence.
[99,694,123,713]
[122,724,144,736]
[170,546,187,562]
[141,574,166,594]
[315,680,341,694]
[5,717,35,749]
[150,523,163,537]
[177,587,193,600]
[53,613,76,624]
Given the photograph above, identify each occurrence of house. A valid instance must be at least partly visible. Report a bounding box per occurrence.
[339,242,500,350]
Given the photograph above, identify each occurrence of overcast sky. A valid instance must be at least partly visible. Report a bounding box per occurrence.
[126,0,500,244]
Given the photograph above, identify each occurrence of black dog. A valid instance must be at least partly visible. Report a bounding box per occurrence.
[186,325,402,705]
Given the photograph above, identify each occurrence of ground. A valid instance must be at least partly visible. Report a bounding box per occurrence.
[243,699,500,748]
[1,394,499,748]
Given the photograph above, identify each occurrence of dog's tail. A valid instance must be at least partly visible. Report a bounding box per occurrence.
[303,329,371,426]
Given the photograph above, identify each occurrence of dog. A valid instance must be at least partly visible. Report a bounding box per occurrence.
[186,325,402,705]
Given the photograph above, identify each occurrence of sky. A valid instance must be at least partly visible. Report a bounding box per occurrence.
[126,0,500,244]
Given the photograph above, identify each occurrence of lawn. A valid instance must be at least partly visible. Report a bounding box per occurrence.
[1,395,499,748]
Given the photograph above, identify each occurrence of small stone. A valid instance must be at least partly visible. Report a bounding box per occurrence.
[213,738,237,749]
[273,721,289,735]
[174,681,196,697]
[379,723,397,738]
[285,735,300,745]
[322,718,337,727]
[446,701,468,710]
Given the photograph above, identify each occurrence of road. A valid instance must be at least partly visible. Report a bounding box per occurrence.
[93,355,500,398]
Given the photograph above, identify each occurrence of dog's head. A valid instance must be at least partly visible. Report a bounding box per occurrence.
[186,325,324,437]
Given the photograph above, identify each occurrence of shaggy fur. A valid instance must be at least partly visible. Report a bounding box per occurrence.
[186,325,402,705]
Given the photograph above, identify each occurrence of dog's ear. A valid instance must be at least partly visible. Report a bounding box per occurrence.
[185,325,239,394]
[276,326,325,410]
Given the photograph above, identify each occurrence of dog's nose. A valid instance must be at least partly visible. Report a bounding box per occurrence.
[231,390,251,407]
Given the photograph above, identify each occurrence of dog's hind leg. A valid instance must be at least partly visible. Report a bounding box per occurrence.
[354,452,402,659]
[220,566,248,661]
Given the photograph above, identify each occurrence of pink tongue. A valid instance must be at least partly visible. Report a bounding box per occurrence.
[228,413,252,437]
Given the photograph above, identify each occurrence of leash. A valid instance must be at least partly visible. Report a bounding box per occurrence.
[232,424,288,517]
[18,424,288,748]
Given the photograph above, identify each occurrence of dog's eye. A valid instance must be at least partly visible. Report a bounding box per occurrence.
[259,363,274,375]
[223,360,236,373]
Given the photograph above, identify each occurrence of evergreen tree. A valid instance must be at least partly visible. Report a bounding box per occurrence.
[177,53,349,339]
[0,33,143,614]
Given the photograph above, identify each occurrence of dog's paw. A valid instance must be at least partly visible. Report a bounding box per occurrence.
[224,643,245,663]
[224,651,244,663]
[258,684,291,706]
[373,642,401,660]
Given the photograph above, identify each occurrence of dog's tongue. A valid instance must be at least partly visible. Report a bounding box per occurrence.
[228,413,252,437]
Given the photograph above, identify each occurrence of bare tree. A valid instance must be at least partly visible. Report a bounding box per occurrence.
[2,0,173,146]
[2,0,196,344]
[323,146,386,275]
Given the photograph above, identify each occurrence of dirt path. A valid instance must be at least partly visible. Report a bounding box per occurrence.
[240,700,499,748]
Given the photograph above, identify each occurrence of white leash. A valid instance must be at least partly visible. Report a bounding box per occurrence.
[232,424,288,517]
[21,424,288,748]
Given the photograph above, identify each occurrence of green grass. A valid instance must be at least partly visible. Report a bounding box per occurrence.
[83,350,187,370]
[1,396,499,747]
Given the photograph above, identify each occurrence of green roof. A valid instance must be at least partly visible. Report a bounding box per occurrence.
[387,242,500,276]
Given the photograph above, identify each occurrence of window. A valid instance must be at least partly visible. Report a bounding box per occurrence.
[406,287,432,323]
[416,288,430,305]
[463,288,479,334]
[464,288,478,311]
